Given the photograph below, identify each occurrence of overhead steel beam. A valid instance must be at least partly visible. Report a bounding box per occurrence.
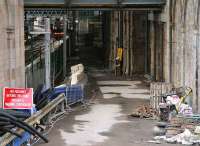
[24,0,166,16]
[24,0,166,9]
[25,8,162,18]
[24,0,65,8]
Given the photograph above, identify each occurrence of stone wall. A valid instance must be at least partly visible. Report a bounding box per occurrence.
[0,0,25,107]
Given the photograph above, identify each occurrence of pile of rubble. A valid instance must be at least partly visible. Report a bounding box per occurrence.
[150,87,200,145]
[129,105,158,119]
[153,116,200,145]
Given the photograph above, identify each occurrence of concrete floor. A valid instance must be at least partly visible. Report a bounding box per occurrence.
[36,71,179,146]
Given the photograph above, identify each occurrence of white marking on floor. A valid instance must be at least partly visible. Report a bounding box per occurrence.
[97,81,142,85]
[97,81,149,99]
[59,104,128,146]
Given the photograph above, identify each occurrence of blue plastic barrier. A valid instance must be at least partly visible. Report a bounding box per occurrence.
[54,84,84,105]
[66,85,84,105]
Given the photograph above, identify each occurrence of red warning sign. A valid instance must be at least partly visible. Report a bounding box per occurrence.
[3,87,33,109]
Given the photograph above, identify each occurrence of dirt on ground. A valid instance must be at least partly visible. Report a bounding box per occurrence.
[36,71,181,146]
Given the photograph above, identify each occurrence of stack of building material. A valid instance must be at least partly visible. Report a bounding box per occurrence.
[71,64,87,85]
[150,82,173,110]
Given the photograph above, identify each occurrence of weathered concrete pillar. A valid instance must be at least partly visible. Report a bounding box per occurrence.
[148,12,155,80]
[0,0,25,107]
[159,0,171,83]
[161,0,200,112]
[44,18,51,89]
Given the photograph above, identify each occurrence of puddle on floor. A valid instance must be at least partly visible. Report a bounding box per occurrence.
[59,104,128,146]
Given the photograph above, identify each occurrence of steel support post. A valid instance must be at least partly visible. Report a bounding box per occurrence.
[63,15,67,77]
[44,18,51,89]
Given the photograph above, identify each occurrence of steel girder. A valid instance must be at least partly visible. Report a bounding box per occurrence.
[24,0,166,9]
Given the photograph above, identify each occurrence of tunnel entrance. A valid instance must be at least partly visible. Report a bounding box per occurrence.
[70,11,105,70]
[25,9,165,88]
[68,10,154,78]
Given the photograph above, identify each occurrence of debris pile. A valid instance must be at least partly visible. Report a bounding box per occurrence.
[149,86,200,145]
[129,105,158,119]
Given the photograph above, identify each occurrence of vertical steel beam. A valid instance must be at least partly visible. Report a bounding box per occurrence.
[63,15,67,77]
[169,0,173,83]
[30,34,34,86]
[144,12,148,74]
[44,18,51,89]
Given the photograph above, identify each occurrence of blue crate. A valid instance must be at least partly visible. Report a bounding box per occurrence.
[66,85,84,105]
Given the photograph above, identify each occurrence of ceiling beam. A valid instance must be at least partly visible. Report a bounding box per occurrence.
[24,0,166,9]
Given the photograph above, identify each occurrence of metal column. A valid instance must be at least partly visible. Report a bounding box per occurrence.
[44,18,51,89]
[144,12,148,74]
[63,15,67,77]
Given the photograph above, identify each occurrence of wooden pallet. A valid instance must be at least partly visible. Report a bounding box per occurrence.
[150,82,173,110]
